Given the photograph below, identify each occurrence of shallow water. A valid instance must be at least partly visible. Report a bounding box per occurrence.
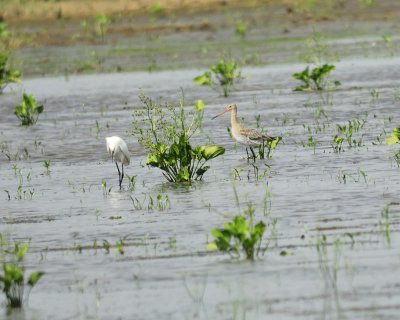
[1,56,400,319]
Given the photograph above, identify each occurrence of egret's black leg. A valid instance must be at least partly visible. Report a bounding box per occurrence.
[115,162,121,188]
[249,146,256,162]
[120,163,124,189]
[246,147,250,162]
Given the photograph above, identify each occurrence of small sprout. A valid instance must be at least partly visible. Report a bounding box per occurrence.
[116,239,124,255]
[101,179,112,195]
[102,240,110,254]
[43,160,51,174]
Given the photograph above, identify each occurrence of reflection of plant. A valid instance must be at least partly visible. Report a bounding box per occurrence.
[14,94,44,126]
[131,94,224,183]
[194,58,242,97]
[316,234,343,317]
[379,204,391,247]
[0,51,20,94]
[207,203,268,261]
[0,236,44,308]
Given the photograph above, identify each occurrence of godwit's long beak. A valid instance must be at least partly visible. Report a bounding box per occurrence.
[211,108,230,120]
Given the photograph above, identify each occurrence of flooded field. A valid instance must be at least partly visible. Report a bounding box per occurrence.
[2,0,400,319]
[1,54,400,319]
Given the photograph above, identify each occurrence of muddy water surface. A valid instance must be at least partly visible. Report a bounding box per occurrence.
[1,57,400,319]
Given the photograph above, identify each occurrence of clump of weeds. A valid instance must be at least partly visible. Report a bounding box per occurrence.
[0,234,44,309]
[131,93,224,183]
[194,57,243,97]
[130,194,170,211]
[293,30,341,92]
[207,188,277,261]
[0,51,20,94]
[14,94,44,126]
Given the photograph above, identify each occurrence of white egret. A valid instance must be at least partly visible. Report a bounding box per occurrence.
[105,136,130,189]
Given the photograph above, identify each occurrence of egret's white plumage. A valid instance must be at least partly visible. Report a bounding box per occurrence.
[106,136,130,189]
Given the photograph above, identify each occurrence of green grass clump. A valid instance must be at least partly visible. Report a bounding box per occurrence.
[292,64,340,91]
[0,51,20,94]
[207,203,268,261]
[14,94,44,126]
[194,58,242,97]
[0,235,44,309]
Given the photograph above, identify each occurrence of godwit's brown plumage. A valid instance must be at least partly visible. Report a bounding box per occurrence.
[212,104,274,161]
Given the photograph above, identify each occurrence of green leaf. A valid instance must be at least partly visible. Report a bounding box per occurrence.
[387,127,400,145]
[193,71,212,86]
[206,242,218,251]
[27,271,44,287]
[199,145,225,161]
[386,135,399,145]
[16,242,29,261]
[195,100,205,112]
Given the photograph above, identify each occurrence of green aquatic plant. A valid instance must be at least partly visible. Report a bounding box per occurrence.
[207,203,266,261]
[338,121,364,147]
[94,13,110,41]
[194,58,242,97]
[303,135,318,154]
[386,127,400,145]
[129,194,170,211]
[43,160,51,174]
[0,236,44,308]
[293,64,340,91]
[14,94,44,126]
[258,137,282,159]
[0,51,20,94]
[235,20,247,38]
[331,135,344,153]
[294,30,340,92]
[131,94,225,183]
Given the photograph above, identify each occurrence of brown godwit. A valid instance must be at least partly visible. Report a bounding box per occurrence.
[106,136,130,189]
[212,104,275,161]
